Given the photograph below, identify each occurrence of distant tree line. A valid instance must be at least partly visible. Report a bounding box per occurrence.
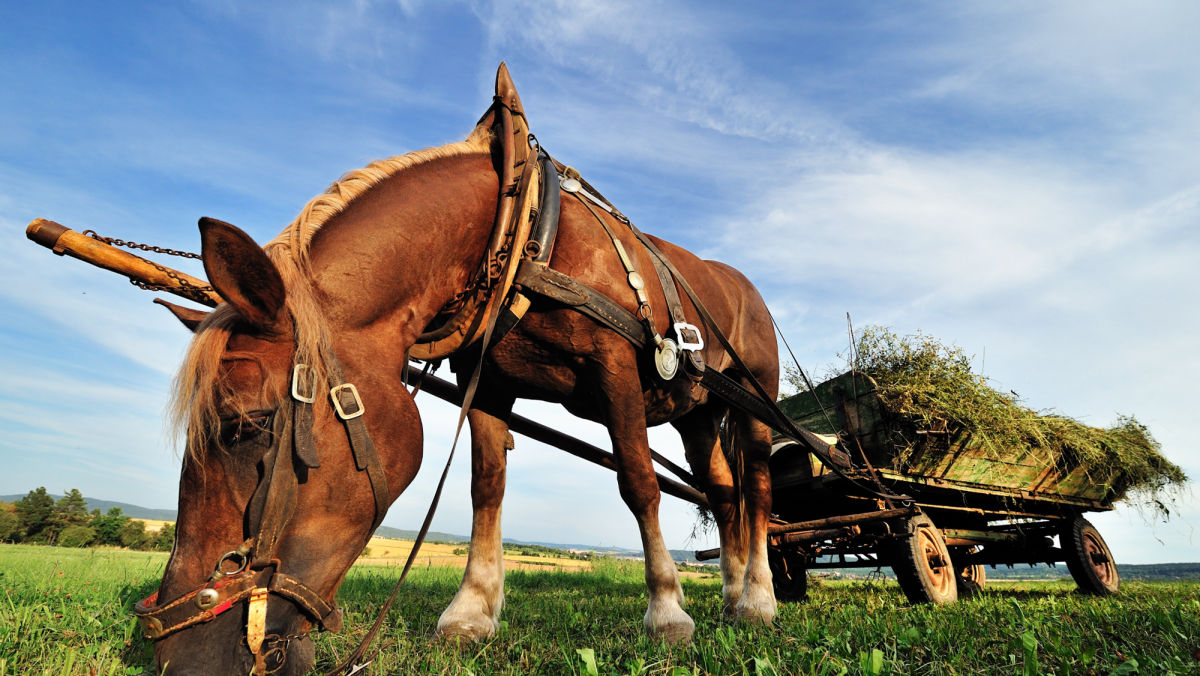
[0,487,174,551]
[499,542,594,560]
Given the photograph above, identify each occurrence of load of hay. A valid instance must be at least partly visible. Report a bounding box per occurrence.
[840,326,1186,511]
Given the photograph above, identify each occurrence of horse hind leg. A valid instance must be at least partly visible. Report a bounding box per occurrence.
[596,362,694,643]
[436,392,514,641]
[673,404,748,616]
[728,409,776,625]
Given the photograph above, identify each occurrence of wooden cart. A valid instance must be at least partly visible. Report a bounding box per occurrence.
[732,371,1123,604]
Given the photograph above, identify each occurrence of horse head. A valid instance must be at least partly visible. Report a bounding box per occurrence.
[146,218,430,674]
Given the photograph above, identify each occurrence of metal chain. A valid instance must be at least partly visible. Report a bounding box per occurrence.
[82,229,216,300]
[82,229,203,259]
[438,237,515,318]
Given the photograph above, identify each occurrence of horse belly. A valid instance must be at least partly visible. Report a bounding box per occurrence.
[486,313,704,428]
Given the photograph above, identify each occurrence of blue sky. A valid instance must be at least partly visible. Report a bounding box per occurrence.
[1,1,1196,563]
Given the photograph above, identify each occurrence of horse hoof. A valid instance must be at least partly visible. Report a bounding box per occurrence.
[650,619,695,644]
[645,605,695,644]
[435,619,496,643]
[721,595,742,619]
[733,598,776,626]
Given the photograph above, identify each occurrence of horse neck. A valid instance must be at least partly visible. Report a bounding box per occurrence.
[304,152,500,345]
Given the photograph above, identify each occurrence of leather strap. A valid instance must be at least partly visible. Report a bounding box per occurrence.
[269,572,341,632]
[630,225,844,453]
[643,244,705,375]
[515,262,647,348]
[325,355,390,533]
[134,565,342,642]
[625,226,907,500]
[247,410,300,568]
[292,392,320,470]
[135,569,264,641]
[528,151,561,263]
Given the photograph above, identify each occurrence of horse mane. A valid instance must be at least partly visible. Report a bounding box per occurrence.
[173,128,493,457]
[264,126,492,263]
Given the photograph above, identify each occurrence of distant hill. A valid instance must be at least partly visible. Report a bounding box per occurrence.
[373,525,469,544]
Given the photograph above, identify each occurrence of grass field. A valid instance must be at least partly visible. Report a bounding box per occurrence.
[1,543,1197,675]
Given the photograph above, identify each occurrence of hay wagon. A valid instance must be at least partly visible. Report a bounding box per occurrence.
[705,370,1126,604]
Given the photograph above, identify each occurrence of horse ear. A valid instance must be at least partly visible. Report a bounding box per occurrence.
[153,298,210,333]
[198,217,286,329]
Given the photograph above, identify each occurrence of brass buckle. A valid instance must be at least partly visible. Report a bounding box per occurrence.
[673,322,704,351]
[291,364,316,404]
[330,383,365,420]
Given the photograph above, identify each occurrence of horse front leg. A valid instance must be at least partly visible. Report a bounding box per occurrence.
[436,391,514,641]
[597,365,695,643]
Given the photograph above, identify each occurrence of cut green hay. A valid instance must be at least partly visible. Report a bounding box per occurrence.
[849,326,1186,511]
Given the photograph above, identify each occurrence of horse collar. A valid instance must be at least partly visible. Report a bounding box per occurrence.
[410,68,547,361]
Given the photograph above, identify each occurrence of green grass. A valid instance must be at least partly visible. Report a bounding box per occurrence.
[0,544,163,675]
[2,544,1198,675]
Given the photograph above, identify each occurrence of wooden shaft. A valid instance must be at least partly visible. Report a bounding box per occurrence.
[25,218,220,307]
[408,369,711,508]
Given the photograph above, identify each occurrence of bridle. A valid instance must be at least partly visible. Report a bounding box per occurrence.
[134,352,389,674]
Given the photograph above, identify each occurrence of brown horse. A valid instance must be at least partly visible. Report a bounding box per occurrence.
[149,71,779,674]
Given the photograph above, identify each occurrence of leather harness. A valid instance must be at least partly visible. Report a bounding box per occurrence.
[133,63,856,675]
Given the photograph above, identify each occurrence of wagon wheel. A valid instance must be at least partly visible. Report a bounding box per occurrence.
[955,562,986,598]
[888,514,958,604]
[1059,516,1119,595]
[768,548,808,602]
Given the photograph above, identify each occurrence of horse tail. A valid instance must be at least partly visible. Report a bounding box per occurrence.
[721,408,748,532]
